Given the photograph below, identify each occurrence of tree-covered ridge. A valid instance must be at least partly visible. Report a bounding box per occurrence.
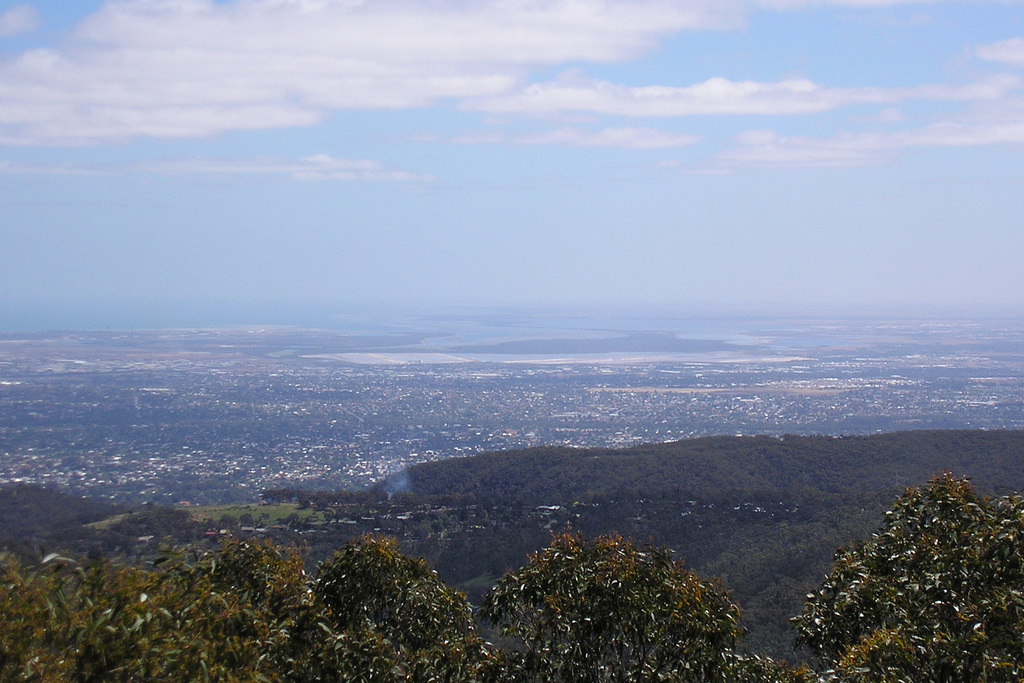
[7,429,1024,668]
[5,476,1024,681]
[0,486,124,543]
[9,429,1024,662]
[403,431,1024,502]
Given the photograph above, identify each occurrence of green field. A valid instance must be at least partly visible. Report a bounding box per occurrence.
[184,502,325,525]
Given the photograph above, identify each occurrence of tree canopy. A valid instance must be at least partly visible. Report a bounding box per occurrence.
[7,474,1024,682]
[481,533,740,682]
[795,473,1024,682]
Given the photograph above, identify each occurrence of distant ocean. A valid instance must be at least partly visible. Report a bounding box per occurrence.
[2,300,1019,354]
[0,300,393,333]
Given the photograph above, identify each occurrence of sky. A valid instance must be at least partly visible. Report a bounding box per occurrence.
[2,0,1024,328]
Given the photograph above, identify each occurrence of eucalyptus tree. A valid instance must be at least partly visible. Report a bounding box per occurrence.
[480,533,743,682]
[795,474,1024,682]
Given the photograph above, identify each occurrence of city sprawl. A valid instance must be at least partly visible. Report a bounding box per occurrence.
[1,314,1023,504]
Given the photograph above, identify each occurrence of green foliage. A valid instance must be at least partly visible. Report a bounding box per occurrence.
[3,547,305,681]
[726,654,818,683]
[16,458,1024,682]
[2,533,816,682]
[795,473,1024,682]
[0,555,61,680]
[395,430,1024,658]
[311,535,488,682]
[0,543,307,681]
[10,431,1024,662]
[481,533,740,682]
[197,539,312,678]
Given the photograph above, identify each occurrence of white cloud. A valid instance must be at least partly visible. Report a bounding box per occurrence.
[977,37,1024,67]
[466,73,835,116]
[0,5,38,38]
[464,71,1019,117]
[1,0,1020,146]
[140,154,435,181]
[0,154,433,181]
[449,131,508,145]
[716,130,893,168]
[754,0,1017,7]
[873,108,905,123]
[449,125,699,148]
[0,160,102,176]
[0,0,732,145]
[717,111,1024,169]
[898,119,1024,146]
[515,126,700,148]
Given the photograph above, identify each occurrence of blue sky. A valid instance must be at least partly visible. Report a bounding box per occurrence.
[2,0,1024,325]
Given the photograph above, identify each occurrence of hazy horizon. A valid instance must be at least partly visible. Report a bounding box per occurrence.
[2,298,1022,334]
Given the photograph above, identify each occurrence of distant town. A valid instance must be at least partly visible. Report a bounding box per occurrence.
[2,312,1023,504]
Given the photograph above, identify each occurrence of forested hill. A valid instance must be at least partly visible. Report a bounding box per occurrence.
[7,430,1024,662]
[0,485,123,541]
[403,430,1024,502]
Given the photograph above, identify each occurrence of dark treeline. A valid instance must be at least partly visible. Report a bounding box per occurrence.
[401,430,1024,502]
[6,476,1024,680]
[5,430,1024,663]
[264,430,1024,657]
[0,486,124,539]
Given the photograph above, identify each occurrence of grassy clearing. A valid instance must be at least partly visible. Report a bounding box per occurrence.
[184,503,324,524]
[84,513,132,530]
[460,573,503,590]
